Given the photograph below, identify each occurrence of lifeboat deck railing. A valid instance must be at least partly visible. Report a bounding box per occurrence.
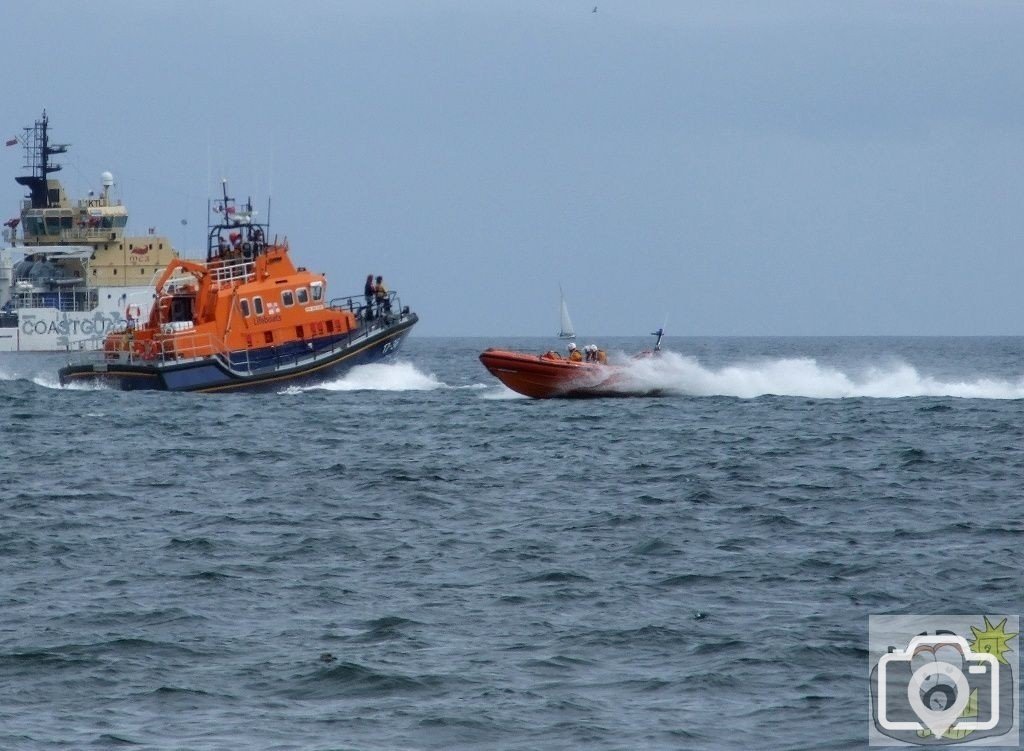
[328,291,408,335]
[69,290,413,374]
[209,260,257,290]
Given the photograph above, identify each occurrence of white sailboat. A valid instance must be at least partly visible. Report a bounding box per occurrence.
[558,285,576,340]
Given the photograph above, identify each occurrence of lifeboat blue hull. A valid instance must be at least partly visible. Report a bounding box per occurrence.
[58,315,417,393]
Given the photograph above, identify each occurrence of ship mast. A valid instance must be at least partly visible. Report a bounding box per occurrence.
[15,110,69,209]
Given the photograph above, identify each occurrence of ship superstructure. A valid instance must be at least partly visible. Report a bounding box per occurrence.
[0,111,176,351]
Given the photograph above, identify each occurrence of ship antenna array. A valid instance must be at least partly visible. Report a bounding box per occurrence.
[17,110,70,208]
[23,110,68,179]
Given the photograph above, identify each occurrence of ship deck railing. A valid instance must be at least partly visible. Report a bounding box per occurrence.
[55,227,121,243]
[8,289,98,312]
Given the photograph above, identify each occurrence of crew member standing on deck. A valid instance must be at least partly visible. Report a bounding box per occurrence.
[364,274,376,319]
[375,275,391,314]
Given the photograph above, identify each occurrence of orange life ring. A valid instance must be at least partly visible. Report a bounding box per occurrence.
[126,304,142,321]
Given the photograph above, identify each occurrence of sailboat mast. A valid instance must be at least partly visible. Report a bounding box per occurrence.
[558,285,576,340]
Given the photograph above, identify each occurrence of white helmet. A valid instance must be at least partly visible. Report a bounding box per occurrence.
[568,342,577,350]
[587,345,596,352]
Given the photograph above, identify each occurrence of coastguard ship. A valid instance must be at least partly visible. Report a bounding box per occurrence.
[0,111,176,351]
[58,182,417,392]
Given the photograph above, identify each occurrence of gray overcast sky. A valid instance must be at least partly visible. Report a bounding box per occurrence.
[3,1,1022,336]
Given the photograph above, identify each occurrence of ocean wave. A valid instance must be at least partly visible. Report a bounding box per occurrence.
[285,661,452,699]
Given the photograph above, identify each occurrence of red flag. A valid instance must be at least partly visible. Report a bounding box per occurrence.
[4,137,17,147]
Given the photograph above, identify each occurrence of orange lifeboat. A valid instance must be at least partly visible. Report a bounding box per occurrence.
[58,184,417,392]
[479,348,617,398]
[479,329,665,399]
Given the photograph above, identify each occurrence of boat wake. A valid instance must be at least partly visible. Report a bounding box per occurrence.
[292,361,447,393]
[0,365,101,391]
[609,351,1024,400]
[480,385,529,400]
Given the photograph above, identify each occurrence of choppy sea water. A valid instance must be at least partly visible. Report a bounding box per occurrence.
[1,336,1023,750]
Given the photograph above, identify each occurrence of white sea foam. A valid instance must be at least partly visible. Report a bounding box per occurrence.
[302,361,447,392]
[31,374,63,389]
[611,351,1024,400]
[479,384,528,400]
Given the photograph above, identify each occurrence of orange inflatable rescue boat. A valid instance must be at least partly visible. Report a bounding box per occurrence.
[479,329,664,399]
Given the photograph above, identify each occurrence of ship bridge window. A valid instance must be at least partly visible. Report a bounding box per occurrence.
[44,217,61,232]
[61,217,72,229]
[296,287,309,305]
[281,290,294,307]
[240,298,250,317]
[48,188,60,204]
[311,283,323,301]
[253,296,264,316]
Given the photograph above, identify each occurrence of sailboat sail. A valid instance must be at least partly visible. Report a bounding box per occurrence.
[558,286,576,339]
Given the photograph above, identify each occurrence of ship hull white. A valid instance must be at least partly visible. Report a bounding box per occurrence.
[0,286,153,352]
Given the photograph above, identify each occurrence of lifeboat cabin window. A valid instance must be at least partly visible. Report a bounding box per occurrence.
[171,296,193,322]
[311,283,324,301]
[296,287,309,305]
[282,290,294,307]
[240,299,251,317]
[253,296,264,316]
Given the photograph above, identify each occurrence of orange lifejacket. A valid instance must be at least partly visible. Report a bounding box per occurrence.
[595,350,607,364]
[569,349,583,362]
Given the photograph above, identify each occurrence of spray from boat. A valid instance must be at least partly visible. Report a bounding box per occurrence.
[581,351,1024,400]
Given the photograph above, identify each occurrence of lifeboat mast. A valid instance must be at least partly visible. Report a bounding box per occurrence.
[206,179,271,263]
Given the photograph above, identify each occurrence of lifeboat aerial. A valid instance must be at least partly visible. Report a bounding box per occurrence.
[58,182,417,392]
